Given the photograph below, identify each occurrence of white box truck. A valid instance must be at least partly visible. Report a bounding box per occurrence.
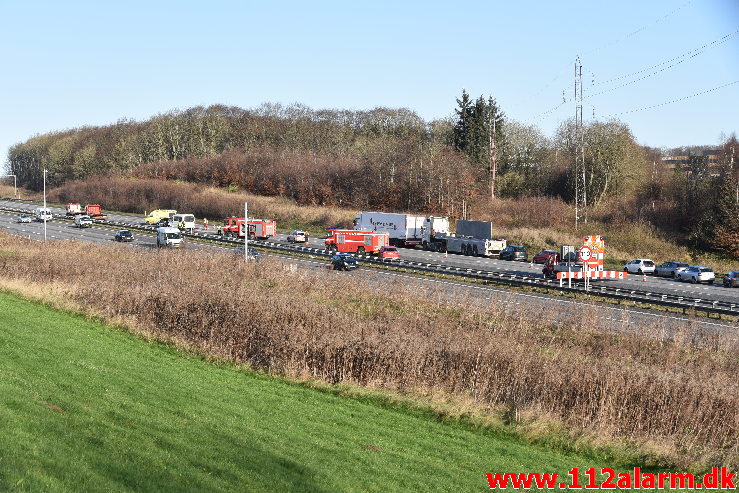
[354,212,449,247]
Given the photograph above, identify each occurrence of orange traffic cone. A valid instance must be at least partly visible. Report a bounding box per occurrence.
[444,249,448,258]
[529,260,533,269]
[642,273,647,282]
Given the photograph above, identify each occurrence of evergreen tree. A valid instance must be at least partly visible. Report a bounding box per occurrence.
[452,90,473,152]
[452,91,505,170]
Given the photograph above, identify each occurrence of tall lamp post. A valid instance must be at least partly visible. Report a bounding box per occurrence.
[0,174,17,198]
[43,169,48,242]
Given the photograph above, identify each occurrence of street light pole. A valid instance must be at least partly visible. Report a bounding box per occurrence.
[43,169,47,242]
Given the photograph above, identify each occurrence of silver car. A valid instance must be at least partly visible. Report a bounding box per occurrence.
[287,230,307,243]
[677,266,715,284]
[654,261,689,278]
[17,215,32,223]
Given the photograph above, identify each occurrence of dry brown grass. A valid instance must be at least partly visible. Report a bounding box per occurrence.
[0,233,736,468]
[48,177,356,232]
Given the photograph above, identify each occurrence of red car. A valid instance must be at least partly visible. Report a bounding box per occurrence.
[532,249,558,264]
[377,246,400,260]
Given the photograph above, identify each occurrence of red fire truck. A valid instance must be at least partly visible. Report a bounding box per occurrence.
[325,229,389,254]
[222,217,276,239]
[84,204,107,220]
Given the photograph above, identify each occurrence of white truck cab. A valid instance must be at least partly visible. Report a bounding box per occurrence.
[34,207,53,222]
[74,215,93,228]
[156,227,183,248]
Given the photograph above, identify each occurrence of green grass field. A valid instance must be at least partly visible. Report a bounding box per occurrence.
[0,291,620,492]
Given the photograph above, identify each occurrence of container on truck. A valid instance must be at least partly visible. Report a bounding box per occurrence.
[84,204,107,220]
[354,212,449,247]
[222,217,276,240]
[156,227,183,248]
[145,209,177,225]
[325,229,389,254]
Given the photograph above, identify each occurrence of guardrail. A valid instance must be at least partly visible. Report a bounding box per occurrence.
[2,203,738,318]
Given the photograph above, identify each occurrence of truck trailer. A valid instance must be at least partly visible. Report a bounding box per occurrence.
[353,212,450,247]
[426,220,506,257]
[84,204,107,220]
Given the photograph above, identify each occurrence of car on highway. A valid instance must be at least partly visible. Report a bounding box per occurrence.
[331,253,357,271]
[234,246,261,261]
[624,259,655,275]
[722,271,739,288]
[376,245,400,260]
[286,230,308,243]
[17,215,32,223]
[114,230,135,242]
[677,266,715,284]
[532,249,557,264]
[654,261,689,278]
[75,215,93,228]
[499,245,528,262]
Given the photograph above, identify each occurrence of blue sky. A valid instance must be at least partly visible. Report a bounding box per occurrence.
[1,0,737,168]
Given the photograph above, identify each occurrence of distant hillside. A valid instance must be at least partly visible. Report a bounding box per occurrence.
[7,102,738,257]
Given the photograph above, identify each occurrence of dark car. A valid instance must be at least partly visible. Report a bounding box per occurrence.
[499,245,527,262]
[114,230,135,242]
[234,246,260,261]
[532,249,557,264]
[654,261,689,278]
[723,271,739,288]
[331,253,357,271]
[156,218,171,228]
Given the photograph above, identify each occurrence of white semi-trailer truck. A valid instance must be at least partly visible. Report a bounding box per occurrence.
[354,212,450,247]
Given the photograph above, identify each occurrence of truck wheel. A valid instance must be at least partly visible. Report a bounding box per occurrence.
[357,246,365,255]
[473,246,479,257]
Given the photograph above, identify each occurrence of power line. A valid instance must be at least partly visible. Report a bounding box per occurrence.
[595,29,738,86]
[609,80,739,117]
[526,4,700,122]
[532,91,569,121]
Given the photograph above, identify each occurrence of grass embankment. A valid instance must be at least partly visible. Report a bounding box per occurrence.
[0,234,736,470]
[1,290,623,492]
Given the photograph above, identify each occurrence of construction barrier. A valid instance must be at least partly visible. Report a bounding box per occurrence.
[557,270,629,280]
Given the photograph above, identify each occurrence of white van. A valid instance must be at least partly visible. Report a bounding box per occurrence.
[156,227,183,248]
[34,207,53,222]
[74,215,93,228]
[171,213,196,233]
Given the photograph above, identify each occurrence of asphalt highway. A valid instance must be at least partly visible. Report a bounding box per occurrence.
[0,202,736,340]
